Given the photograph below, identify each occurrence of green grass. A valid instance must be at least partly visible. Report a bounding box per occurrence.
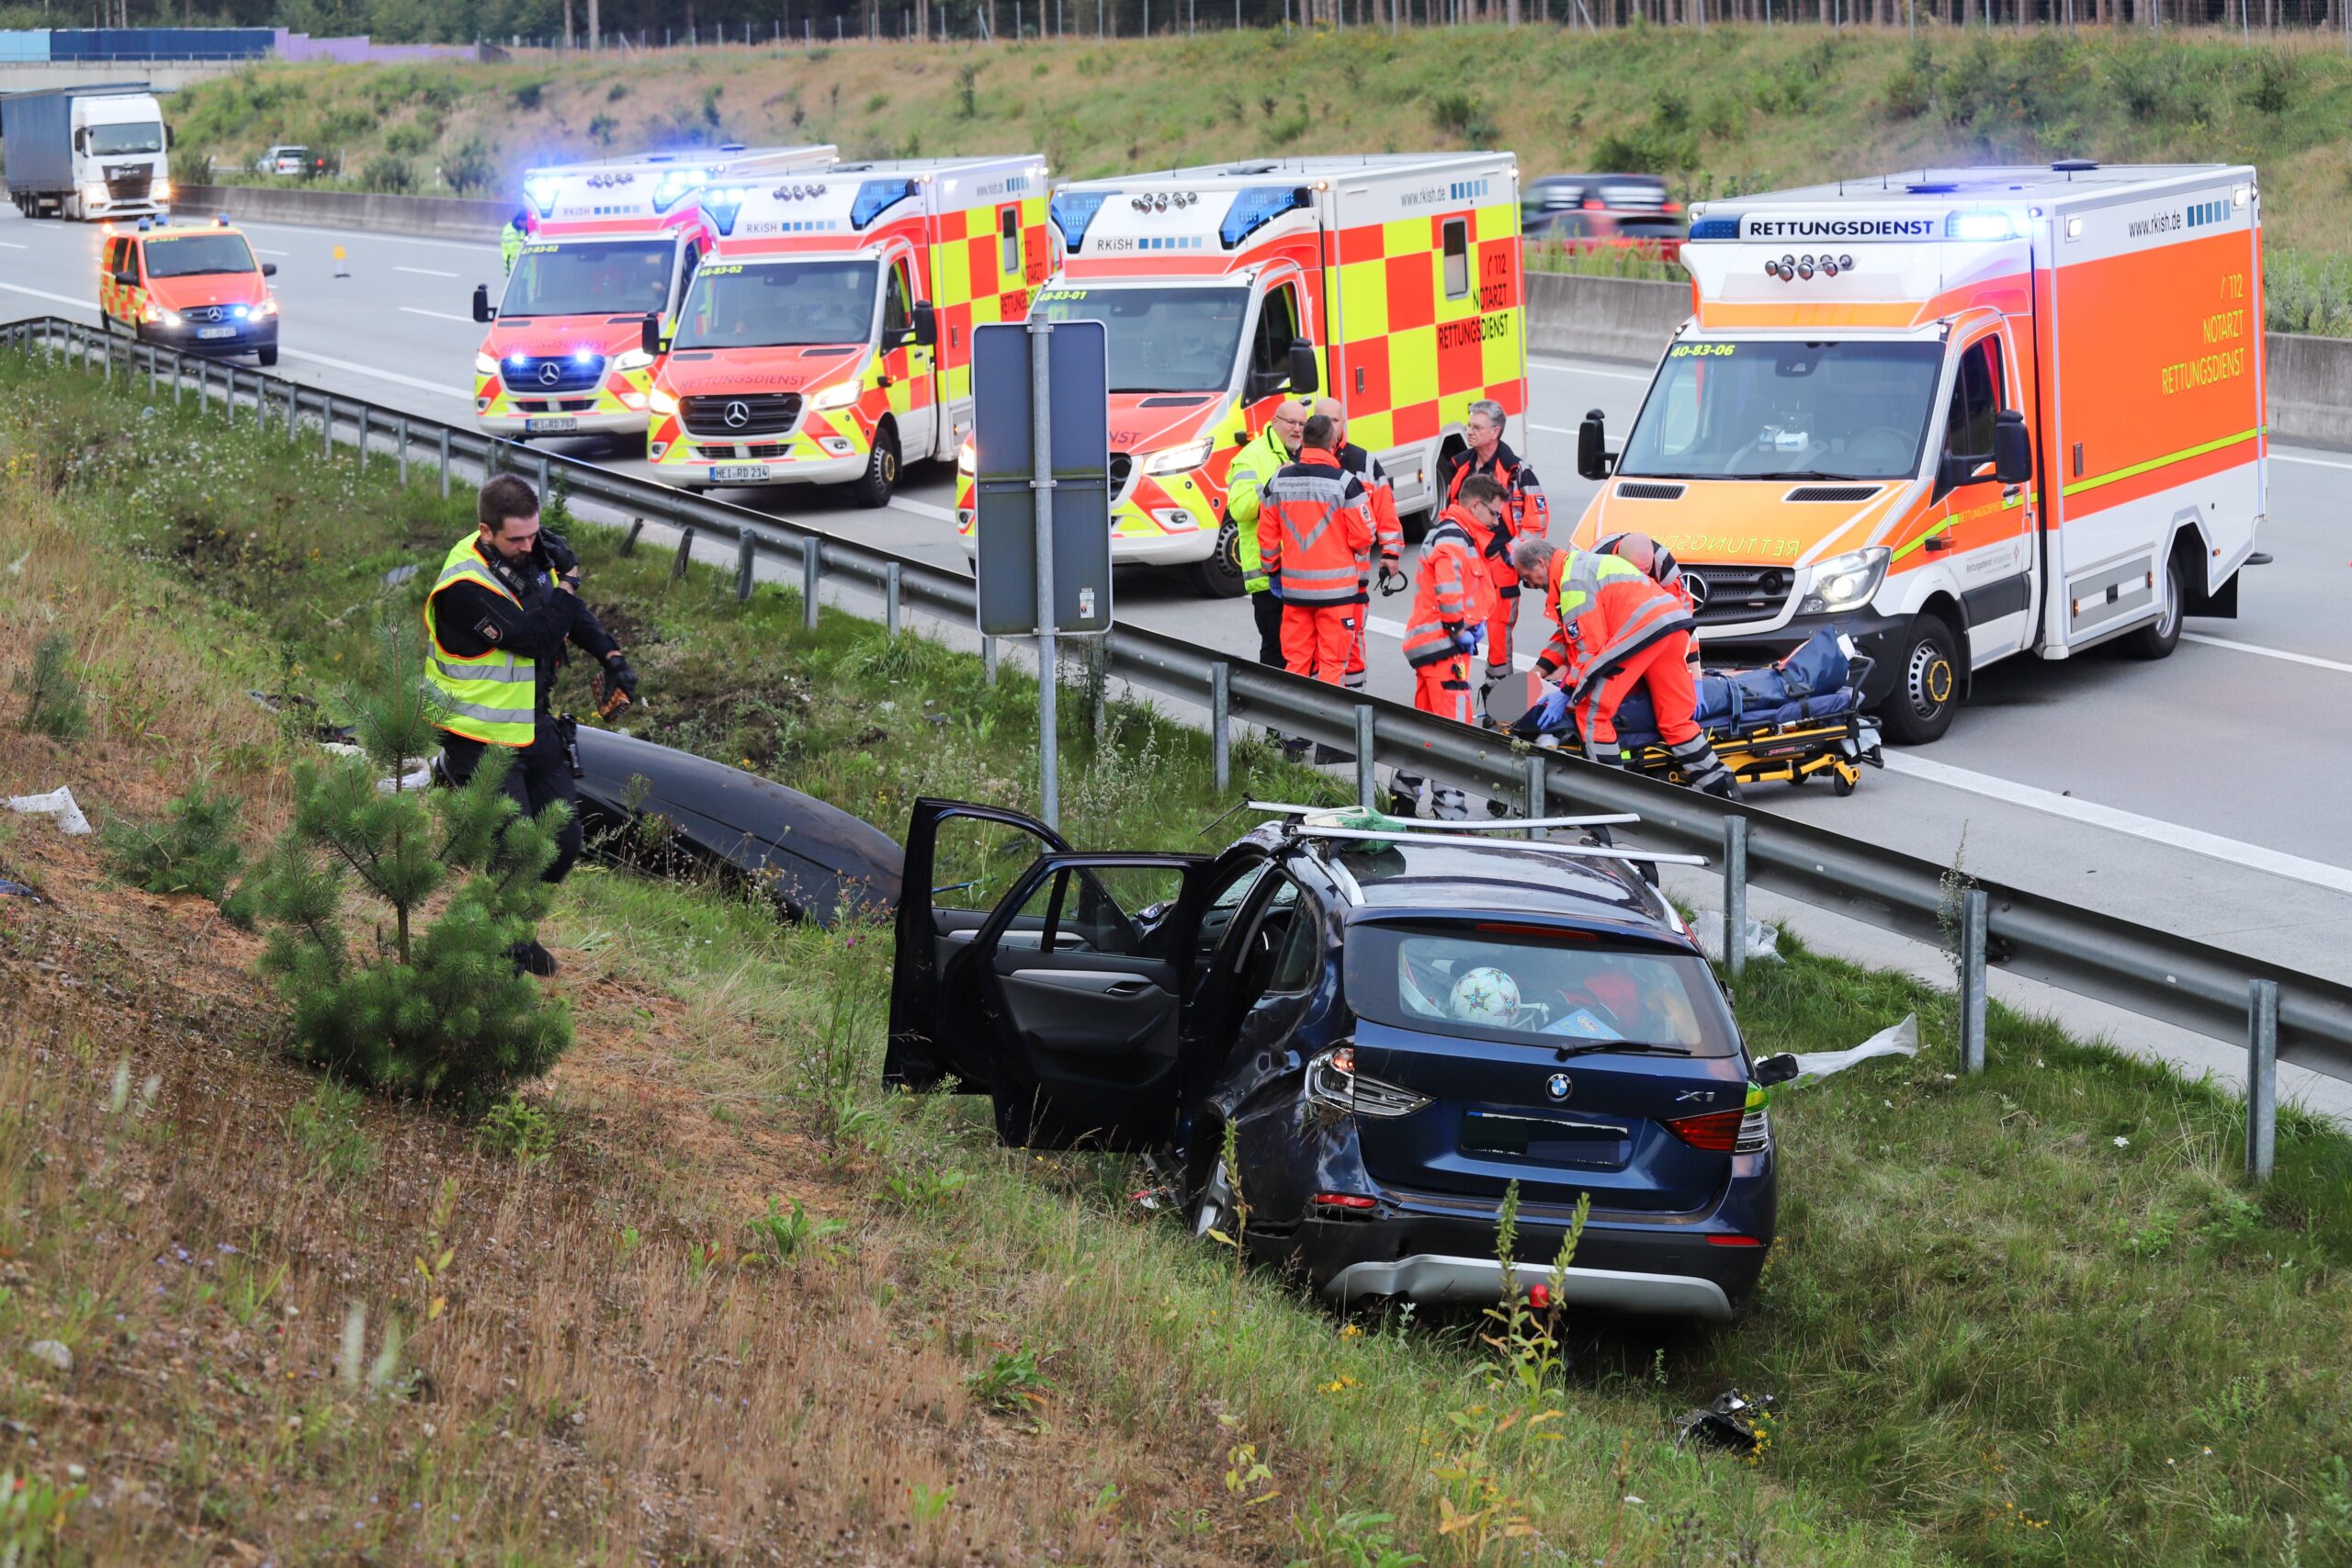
[166,25,2352,333]
[7,345,2352,1563]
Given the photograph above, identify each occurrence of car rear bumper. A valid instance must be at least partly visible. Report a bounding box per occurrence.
[1322,1255,1735,1321]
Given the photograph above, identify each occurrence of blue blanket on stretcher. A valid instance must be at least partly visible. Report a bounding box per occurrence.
[1514,630,1861,750]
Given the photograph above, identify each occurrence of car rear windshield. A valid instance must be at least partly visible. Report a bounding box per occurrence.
[500,238,674,319]
[1344,921,1737,1056]
[675,259,878,349]
[142,234,256,278]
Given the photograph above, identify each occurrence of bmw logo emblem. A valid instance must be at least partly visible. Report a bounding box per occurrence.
[1545,1073,1573,1102]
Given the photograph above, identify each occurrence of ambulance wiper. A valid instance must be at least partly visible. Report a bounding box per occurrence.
[1748,468,1863,481]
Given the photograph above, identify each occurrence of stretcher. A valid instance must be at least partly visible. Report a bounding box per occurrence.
[1497,631,1887,796]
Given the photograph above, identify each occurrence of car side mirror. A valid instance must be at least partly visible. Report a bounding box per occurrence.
[912,299,937,348]
[164,124,174,150]
[260,262,277,277]
[1243,367,1284,403]
[1993,410,2031,486]
[640,313,663,357]
[1577,409,1611,480]
[1287,341,1320,396]
[72,128,85,153]
[1754,1053,1801,1088]
[113,268,138,287]
[472,283,495,324]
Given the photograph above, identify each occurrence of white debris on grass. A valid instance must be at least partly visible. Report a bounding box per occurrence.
[1781,1013,1923,1088]
[1692,910,1781,964]
[6,787,91,836]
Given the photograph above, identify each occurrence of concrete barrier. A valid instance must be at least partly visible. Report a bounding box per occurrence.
[1526,268,2352,452]
[173,183,506,243]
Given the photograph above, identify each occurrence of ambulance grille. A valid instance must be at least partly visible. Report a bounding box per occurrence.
[681,392,801,437]
[505,355,604,395]
[1784,484,1881,502]
[1614,482,1686,502]
[1684,566,1795,627]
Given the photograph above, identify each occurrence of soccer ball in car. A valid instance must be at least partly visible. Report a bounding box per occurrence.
[1449,966,1521,1026]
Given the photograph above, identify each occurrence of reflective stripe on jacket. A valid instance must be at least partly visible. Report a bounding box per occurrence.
[1438,440,1552,597]
[1402,510,1493,669]
[1536,547,1694,700]
[1259,447,1373,607]
[1336,443,1403,567]
[424,535,537,747]
[1222,422,1293,593]
[500,223,524,276]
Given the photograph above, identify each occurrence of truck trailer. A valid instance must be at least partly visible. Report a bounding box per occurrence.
[1,82,169,220]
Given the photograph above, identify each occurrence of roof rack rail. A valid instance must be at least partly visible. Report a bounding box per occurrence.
[1247,801,1640,831]
[1282,823,1708,869]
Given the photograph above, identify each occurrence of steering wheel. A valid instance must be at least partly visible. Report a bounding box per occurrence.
[1843,424,1915,470]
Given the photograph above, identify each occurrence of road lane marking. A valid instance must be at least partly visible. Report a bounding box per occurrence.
[1532,423,1573,434]
[2270,451,2352,473]
[395,265,459,278]
[0,281,95,314]
[0,241,26,250]
[1881,752,2352,897]
[399,306,475,324]
[253,247,288,256]
[1531,360,1650,381]
[2184,631,2352,675]
[276,347,469,400]
[889,496,956,524]
[232,220,496,256]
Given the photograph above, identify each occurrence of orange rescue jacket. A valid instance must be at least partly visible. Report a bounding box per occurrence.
[1533,547,1695,698]
[1402,505,1498,669]
[1259,447,1374,608]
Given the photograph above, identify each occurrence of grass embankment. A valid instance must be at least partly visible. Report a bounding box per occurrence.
[169,25,2352,333]
[4,353,2352,1564]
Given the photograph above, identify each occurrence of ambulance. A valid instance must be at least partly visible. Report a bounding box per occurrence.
[97,215,279,365]
[468,145,834,443]
[645,154,1047,506]
[1568,162,2264,744]
[954,153,1528,597]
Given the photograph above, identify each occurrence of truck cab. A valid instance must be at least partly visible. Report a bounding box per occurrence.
[646,155,1046,507]
[468,145,834,444]
[1570,164,2264,743]
[99,216,278,365]
[954,154,1528,598]
[1,83,171,221]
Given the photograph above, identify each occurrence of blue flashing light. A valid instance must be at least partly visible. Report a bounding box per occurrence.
[214,214,229,228]
[232,305,249,321]
[651,167,709,213]
[524,174,564,219]
[702,184,749,237]
[571,349,593,365]
[850,178,919,230]
[1945,209,2018,243]
[1687,216,1739,241]
[1050,189,1113,252]
[136,217,152,232]
[1219,186,1311,252]
[508,353,527,368]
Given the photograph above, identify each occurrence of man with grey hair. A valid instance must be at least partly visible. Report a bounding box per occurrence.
[1432,399,1548,709]
[1509,535,1738,799]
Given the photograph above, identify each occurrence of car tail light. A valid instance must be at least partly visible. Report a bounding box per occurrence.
[1664,1104,1772,1155]
[1706,1234,1765,1247]
[1305,1046,1430,1119]
[1311,1192,1377,1211]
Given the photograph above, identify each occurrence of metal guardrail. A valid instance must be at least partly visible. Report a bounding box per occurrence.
[13,312,2352,1089]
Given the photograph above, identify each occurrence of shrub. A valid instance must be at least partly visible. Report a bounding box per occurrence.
[16,630,87,741]
[511,79,545,112]
[1881,41,1938,120]
[586,113,618,148]
[384,121,436,157]
[956,62,979,119]
[2245,54,2297,118]
[442,137,497,194]
[252,616,571,1111]
[102,782,243,903]
[1428,88,1497,145]
[358,154,414,194]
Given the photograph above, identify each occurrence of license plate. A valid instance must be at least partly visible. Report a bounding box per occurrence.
[197,326,235,340]
[711,464,772,484]
[524,417,577,434]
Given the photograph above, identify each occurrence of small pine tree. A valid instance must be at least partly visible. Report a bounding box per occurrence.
[253,615,571,1111]
[16,631,88,741]
[102,781,245,902]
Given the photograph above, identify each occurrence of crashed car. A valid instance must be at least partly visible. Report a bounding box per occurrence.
[886,799,1791,1321]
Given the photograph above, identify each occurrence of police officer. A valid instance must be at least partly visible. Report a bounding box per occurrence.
[424,474,639,976]
[501,209,529,276]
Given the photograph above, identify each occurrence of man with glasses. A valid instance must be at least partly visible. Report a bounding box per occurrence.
[1433,400,1550,712]
[1223,399,1311,666]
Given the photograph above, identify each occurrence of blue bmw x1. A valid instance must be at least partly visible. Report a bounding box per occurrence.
[887,799,1789,1321]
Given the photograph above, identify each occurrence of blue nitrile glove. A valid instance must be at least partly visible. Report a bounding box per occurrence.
[1532,686,1572,732]
[1266,581,1283,603]
[1453,627,1482,655]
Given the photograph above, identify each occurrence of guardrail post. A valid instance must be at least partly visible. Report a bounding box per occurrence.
[885,562,902,636]
[619,518,643,556]
[145,345,157,400]
[983,636,1000,685]
[1960,887,1990,1076]
[173,350,185,407]
[1723,817,1748,977]
[2247,979,2278,1182]
[801,539,820,630]
[357,406,369,471]
[397,417,410,486]
[322,395,334,458]
[672,526,695,581]
[537,451,550,496]
[1523,753,1546,838]
[1355,705,1377,810]
[735,533,756,602]
[285,378,297,441]
[438,427,451,498]
[102,338,112,387]
[1210,660,1230,795]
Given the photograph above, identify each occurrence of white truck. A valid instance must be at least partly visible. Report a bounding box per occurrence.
[1,82,171,221]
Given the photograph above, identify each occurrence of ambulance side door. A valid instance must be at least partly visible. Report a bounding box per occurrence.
[1241,276,1309,433]
[882,254,939,461]
[1931,328,2035,667]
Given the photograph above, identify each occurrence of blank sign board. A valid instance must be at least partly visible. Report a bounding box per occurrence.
[972,319,1113,638]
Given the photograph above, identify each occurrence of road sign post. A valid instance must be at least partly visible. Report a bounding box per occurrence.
[973,317,1112,832]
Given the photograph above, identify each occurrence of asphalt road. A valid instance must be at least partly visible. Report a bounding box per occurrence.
[6,206,2347,986]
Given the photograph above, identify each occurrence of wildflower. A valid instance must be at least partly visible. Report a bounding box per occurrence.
[1338,1323,1363,1339]
[2113,1135,2131,1148]
[1528,1283,1551,1310]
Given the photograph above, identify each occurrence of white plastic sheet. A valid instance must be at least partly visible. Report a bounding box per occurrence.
[1693,910,1781,964]
[6,786,91,836]
[1783,1013,1921,1087]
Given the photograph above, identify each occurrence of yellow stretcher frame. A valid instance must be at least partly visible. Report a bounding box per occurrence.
[1628,712,1884,798]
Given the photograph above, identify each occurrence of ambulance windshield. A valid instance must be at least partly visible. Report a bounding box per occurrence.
[1616,339,1945,481]
[500,238,675,320]
[1028,285,1249,393]
[141,234,255,278]
[674,259,879,349]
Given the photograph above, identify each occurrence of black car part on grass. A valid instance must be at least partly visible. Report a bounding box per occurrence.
[1675,1388,1777,1454]
[571,725,901,929]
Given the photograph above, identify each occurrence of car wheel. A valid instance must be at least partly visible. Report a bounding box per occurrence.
[1189,520,1248,599]
[850,422,899,509]
[2122,546,2186,660]
[1876,613,1961,746]
[256,346,278,367]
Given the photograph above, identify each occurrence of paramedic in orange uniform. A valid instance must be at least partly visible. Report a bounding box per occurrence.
[1316,399,1405,692]
[1388,474,1505,818]
[1259,412,1374,687]
[1432,399,1549,704]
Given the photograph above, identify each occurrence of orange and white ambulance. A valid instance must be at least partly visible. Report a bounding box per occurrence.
[646,155,1047,506]
[98,214,279,365]
[1568,162,2264,743]
[469,145,833,443]
[954,154,1528,596]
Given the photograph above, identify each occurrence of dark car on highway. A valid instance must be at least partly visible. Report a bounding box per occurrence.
[887,800,1788,1320]
[1522,173,1684,257]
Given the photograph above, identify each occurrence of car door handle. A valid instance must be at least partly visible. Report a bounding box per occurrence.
[1009,969,1160,996]
[1103,979,1152,998]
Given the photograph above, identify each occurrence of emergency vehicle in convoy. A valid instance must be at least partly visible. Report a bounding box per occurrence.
[1569,162,2265,744]
[468,145,835,443]
[955,153,1528,597]
[97,215,279,365]
[646,154,1048,506]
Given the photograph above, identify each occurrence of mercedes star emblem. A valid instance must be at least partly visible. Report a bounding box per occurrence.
[1685,572,1712,608]
[1545,1072,1573,1102]
[724,400,752,429]
[537,362,563,387]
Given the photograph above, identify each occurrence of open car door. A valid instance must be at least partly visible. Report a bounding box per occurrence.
[886,798,1069,1092]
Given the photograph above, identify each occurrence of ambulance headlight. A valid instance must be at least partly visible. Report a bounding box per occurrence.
[161,310,183,329]
[956,436,976,476]
[807,379,862,412]
[1142,436,1214,477]
[475,352,502,376]
[649,387,679,415]
[610,347,655,373]
[1798,547,1890,615]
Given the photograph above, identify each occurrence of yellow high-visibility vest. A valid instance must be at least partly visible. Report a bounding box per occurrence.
[424,535,537,747]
